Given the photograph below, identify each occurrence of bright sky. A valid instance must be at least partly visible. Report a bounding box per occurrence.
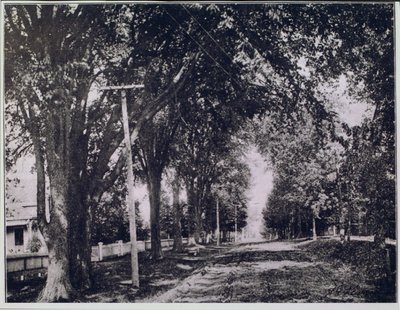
[134,183,150,223]
[6,155,36,206]
[328,74,374,127]
[244,145,273,238]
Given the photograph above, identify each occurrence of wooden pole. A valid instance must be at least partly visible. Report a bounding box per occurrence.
[101,84,143,286]
[121,89,139,287]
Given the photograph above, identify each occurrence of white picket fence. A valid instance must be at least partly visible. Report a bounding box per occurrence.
[330,235,396,246]
[7,238,189,273]
[91,238,189,262]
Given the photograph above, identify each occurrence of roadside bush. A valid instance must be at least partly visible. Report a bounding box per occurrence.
[300,239,396,301]
[27,235,42,253]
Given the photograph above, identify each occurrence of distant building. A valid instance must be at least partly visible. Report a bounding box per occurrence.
[6,203,47,255]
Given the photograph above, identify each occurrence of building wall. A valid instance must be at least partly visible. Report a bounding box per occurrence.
[6,227,27,254]
[6,225,47,255]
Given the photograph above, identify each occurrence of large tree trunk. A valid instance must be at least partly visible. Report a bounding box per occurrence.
[32,131,75,302]
[147,169,163,259]
[172,176,184,252]
[38,181,75,302]
[39,248,73,302]
[186,182,198,244]
[68,195,92,291]
[67,128,92,291]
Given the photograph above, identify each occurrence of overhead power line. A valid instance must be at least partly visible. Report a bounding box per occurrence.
[181,5,244,75]
[163,7,243,89]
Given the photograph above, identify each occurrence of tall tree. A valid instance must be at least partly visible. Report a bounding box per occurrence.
[164,168,185,252]
[5,3,394,301]
[135,105,181,259]
[4,4,196,301]
[210,152,250,241]
[91,178,149,245]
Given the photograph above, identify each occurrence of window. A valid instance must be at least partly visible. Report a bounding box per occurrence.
[14,228,24,246]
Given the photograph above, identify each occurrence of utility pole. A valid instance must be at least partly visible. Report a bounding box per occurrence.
[216,199,220,246]
[100,84,144,287]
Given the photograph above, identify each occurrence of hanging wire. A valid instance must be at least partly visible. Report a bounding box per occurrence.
[181,5,244,74]
[162,7,243,89]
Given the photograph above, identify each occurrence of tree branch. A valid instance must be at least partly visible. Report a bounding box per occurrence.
[5,7,23,39]
[88,52,199,200]
[24,5,38,29]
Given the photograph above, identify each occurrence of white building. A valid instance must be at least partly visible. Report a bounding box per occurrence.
[6,203,47,255]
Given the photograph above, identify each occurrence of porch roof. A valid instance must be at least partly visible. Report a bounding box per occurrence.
[6,219,29,227]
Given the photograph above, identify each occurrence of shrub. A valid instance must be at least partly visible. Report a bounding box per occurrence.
[27,235,42,253]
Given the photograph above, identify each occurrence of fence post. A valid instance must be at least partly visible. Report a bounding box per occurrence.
[98,242,103,261]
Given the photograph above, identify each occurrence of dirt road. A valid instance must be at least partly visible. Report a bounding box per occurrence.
[143,240,378,303]
[8,239,394,302]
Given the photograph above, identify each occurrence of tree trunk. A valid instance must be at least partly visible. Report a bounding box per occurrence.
[296,212,303,238]
[33,134,75,302]
[147,170,163,259]
[305,220,310,238]
[374,224,386,249]
[39,238,74,302]
[68,201,92,290]
[216,199,220,246]
[346,209,351,242]
[312,215,317,241]
[67,176,92,290]
[194,202,202,243]
[81,208,92,287]
[186,183,199,244]
[38,183,75,302]
[67,127,92,291]
[172,176,184,252]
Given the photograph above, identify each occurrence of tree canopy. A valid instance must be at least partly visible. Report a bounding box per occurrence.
[4,3,395,302]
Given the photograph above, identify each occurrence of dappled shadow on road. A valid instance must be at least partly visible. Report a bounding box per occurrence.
[81,250,210,302]
[7,249,211,303]
[147,240,396,303]
[7,239,395,303]
[213,249,312,265]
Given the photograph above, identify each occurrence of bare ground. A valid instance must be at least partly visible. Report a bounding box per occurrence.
[7,239,396,303]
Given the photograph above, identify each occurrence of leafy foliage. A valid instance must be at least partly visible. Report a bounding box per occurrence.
[91,179,149,244]
[4,3,395,301]
[27,234,43,253]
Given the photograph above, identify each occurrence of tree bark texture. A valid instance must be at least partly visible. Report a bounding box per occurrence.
[187,180,203,243]
[172,176,184,252]
[147,169,163,259]
[68,193,92,290]
[37,176,75,302]
[186,183,202,243]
